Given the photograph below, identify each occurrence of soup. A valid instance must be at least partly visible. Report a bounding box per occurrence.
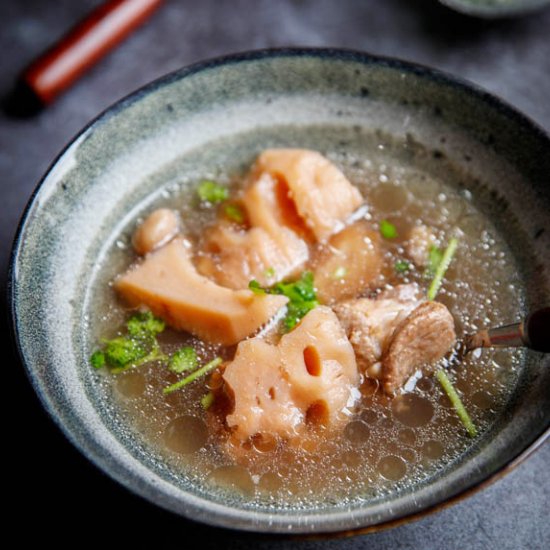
[88,129,523,507]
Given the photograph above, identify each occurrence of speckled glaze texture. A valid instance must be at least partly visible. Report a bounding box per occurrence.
[10,50,550,534]
[440,0,550,18]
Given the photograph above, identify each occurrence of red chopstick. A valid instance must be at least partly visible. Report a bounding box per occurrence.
[18,0,164,110]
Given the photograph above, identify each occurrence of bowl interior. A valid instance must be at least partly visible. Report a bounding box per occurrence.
[11,50,550,533]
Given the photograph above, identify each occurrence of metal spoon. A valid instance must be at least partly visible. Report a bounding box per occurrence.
[463,307,550,354]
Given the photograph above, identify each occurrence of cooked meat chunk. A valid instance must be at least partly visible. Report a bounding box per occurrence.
[313,221,383,304]
[222,306,359,448]
[334,284,422,368]
[132,208,179,255]
[406,224,436,267]
[115,238,288,345]
[334,284,456,393]
[382,301,456,394]
[254,149,363,241]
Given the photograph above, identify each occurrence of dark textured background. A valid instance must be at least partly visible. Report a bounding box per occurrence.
[2,1,549,547]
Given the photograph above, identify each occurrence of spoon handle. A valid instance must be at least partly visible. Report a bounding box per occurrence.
[465,307,549,353]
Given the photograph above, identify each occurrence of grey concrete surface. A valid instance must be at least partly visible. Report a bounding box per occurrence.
[2,1,548,547]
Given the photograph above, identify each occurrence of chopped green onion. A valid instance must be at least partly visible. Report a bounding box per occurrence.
[264,267,276,278]
[197,180,228,204]
[224,204,245,224]
[394,260,411,273]
[332,266,347,279]
[426,245,444,278]
[436,369,477,437]
[168,346,198,374]
[380,219,397,239]
[163,357,223,394]
[248,279,266,294]
[427,237,458,300]
[201,391,215,410]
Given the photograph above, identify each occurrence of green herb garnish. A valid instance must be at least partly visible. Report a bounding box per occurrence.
[201,391,215,410]
[248,271,319,332]
[426,245,444,278]
[163,357,223,395]
[90,350,105,369]
[427,237,458,300]
[197,180,229,204]
[248,279,266,294]
[271,271,319,331]
[380,219,397,239]
[168,346,198,374]
[127,310,165,338]
[264,267,276,279]
[394,260,411,273]
[436,369,477,437]
[224,204,245,224]
[90,311,168,373]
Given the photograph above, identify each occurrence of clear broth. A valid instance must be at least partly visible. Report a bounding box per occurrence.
[88,127,524,508]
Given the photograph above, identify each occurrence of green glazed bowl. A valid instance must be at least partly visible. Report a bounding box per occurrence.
[9,49,550,534]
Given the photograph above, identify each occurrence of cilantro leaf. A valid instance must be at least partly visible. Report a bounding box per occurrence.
[169,346,198,374]
[90,311,168,373]
[224,204,245,224]
[197,180,229,204]
[103,337,148,369]
[127,311,165,339]
[380,219,398,239]
[255,271,319,332]
[90,350,105,369]
[248,279,266,294]
[394,259,411,273]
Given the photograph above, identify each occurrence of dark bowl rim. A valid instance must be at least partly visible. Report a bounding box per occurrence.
[8,47,550,535]
[439,0,550,18]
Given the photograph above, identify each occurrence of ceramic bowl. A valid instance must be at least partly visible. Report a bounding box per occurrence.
[10,49,550,534]
[440,0,550,18]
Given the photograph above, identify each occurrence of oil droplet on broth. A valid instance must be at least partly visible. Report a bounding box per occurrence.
[344,420,371,445]
[163,415,207,455]
[369,183,409,212]
[258,472,283,493]
[377,455,407,481]
[361,409,379,424]
[115,371,146,398]
[341,449,362,468]
[208,465,255,496]
[398,428,416,446]
[422,440,445,460]
[391,393,434,427]
[416,376,433,392]
[471,390,494,410]
[399,448,416,463]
